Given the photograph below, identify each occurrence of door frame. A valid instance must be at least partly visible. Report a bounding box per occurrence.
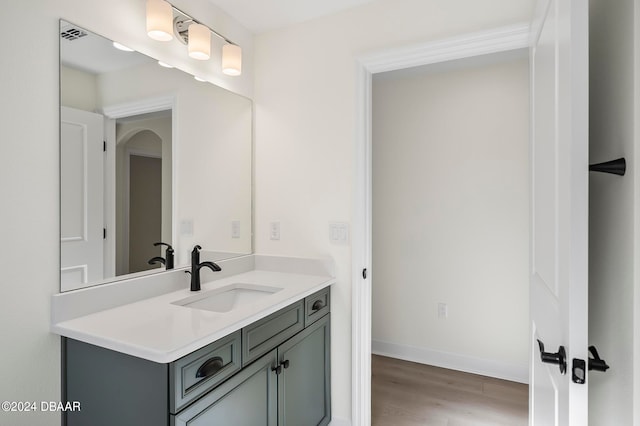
[101,95,175,277]
[351,23,531,425]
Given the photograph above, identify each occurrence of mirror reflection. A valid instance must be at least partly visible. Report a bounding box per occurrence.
[60,20,252,292]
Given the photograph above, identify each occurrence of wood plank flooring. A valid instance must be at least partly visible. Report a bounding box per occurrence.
[371,355,528,426]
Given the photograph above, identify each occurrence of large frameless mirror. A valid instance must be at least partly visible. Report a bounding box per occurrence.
[60,20,252,291]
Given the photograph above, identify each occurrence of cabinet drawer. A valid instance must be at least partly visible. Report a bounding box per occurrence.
[305,287,330,327]
[242,300,305,366]
[172,350,278,426]
[169,330,241,413]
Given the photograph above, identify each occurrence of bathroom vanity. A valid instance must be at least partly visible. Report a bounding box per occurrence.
[52,255,333,426]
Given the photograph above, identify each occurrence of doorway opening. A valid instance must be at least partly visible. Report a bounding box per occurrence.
[113,110,172,276]
[351,23,531,425]
[370,50,529,425]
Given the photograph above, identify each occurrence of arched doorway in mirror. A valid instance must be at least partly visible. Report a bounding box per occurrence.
[114,111,172,275]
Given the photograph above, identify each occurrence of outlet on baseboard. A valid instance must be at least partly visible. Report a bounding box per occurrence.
[437,302,448,320]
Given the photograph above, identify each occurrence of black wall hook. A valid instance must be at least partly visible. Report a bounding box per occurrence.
[589,158,626,176]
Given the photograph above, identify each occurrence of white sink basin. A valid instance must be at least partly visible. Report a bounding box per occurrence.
[172,283,283,313]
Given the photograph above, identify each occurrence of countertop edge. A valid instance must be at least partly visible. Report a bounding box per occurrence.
[53,279,334,363]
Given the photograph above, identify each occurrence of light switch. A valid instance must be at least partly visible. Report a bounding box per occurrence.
[329,222,349,245]
[180,219,193,236]
[232,221,241,238]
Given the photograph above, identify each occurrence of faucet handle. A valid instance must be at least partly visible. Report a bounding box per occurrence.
[191,245,202,269]
[154,242,175,270]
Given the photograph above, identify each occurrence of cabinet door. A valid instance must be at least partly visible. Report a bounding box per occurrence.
[278,315,331,426]
[173,350,278,426]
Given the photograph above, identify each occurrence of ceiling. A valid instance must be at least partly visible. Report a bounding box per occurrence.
[207,0,378,34]
[60,20,153,74]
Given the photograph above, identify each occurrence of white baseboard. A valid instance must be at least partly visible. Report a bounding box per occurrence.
[329,416,351,426]
[372,340,528,384]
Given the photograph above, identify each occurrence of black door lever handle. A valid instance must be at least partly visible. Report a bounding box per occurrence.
[537,339,567,374]
[588,346,610,372]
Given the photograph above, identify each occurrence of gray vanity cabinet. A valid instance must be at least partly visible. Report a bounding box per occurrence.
[278,315,331,426]
[173,349,278,425]
[64,287,331,426]
[175,315,331,426]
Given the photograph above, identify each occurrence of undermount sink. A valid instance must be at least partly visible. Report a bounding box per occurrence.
[172,283,283,313]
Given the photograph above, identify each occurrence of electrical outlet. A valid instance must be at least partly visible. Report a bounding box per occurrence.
[270,222,280,240]
[437,302,448,320]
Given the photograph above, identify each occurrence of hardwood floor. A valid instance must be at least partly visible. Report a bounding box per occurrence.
[371,355,528,426]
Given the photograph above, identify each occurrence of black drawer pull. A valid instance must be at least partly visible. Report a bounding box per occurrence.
[311,300,325,311]
[196,356,224,379]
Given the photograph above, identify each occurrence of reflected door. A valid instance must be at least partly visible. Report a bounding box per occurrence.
[60,106,104,291]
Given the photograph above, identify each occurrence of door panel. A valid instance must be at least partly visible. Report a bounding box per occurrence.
[529,0,589,424]
[60,106,104,291]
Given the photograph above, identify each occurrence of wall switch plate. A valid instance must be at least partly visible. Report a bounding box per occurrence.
[270,221,280,240]
[231,221,240,239]
[329,222,349,245]
[437,302,448,320]
[180,219,193,236]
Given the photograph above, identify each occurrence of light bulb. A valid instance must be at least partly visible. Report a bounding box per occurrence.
[147,0,174,42]
[188,23,211,60]
[222,44,242,76]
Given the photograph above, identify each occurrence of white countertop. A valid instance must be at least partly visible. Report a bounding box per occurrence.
[51,267,334,363]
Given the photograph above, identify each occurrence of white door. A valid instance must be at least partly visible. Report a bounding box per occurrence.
[60,106,104,291]
[529,0,589,424]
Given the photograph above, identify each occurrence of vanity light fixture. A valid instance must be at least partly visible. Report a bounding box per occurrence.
[222,44,242,76]
[188,23,211,60]
[145,0,242,76]
[146,0,174,41]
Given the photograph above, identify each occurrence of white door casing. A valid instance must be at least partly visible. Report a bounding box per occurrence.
[352,24,531,426]
[60,106,105,291]
[529,0,589,424]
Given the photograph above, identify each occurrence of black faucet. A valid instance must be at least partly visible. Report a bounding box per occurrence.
[188,245,221,291]
[148,242,175,270]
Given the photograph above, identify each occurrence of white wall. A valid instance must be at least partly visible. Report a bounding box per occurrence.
[371,56,530,383]
[99,61,253,266]
[589,0,636,424]
[60,65,99,111]
[253,0,533,421]
[0,1,252,425]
